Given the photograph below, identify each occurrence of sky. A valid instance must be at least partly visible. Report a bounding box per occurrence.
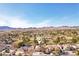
[0,3,79,28]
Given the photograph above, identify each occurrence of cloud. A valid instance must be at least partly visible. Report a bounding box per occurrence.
[0,15,51,28]
[36,20,52,27]
[0,15,30,28]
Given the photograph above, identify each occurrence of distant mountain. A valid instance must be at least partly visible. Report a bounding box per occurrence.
[0,26,15,31]
[56,26,79,29]
[0,26,79,31]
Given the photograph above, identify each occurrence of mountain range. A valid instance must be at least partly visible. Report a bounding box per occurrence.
[0,26,79,31]
[0,26,15,31]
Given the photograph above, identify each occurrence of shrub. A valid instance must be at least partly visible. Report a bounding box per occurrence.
[52,47,62,56]
[75,49,79,56]
[12,39,24,48]
[53,37,60,44]
[71,37,77,43]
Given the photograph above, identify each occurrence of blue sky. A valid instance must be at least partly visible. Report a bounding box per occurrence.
[0,3,79,28]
